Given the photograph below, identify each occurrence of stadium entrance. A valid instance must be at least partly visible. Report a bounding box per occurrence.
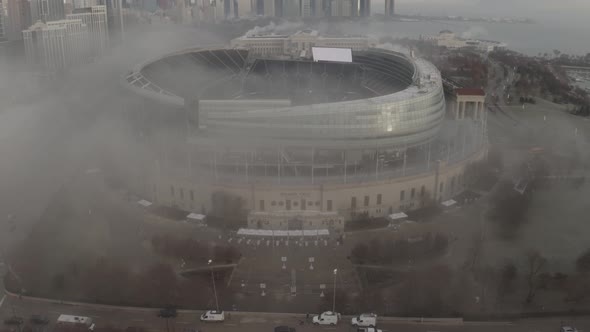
[288,218,303,230]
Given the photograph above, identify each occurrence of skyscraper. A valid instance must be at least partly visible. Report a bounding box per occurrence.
[283,0,299,17]
[301,0,310,17]
[0,0,8,40]
[23,18,90,74]
[310,0,320,16]
[253,0,263,15]
[273,0,282,17]
[321,0,330,16]
[385,0,394,16]
[73,0,97,9]
[67,5,108,57]
[351,0,370,16]
[30,0,65,22]
[330,0,351,17]
[358,0,369,16]
[46,18,89,65]
[23,21,67,72]
[217,0,237,18]
[6,0,31,39]
[236,0,249,17]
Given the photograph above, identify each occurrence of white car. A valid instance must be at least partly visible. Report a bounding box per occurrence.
[351,313,377,327]
[200,310,224,322]
[312,311,340,326]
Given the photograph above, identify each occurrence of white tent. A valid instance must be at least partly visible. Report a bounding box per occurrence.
[237,228,329,237]
[317,229,330,236]
[388,212,408,221]
[303,230,318,236]
[288,230,303,237]
[260,230,273,236]
[273,230,289,237]
[137,199,152,207]
[441,199,457,207]
[186,213,206,221]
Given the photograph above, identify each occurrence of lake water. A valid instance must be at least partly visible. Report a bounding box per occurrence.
[319,19,589,56]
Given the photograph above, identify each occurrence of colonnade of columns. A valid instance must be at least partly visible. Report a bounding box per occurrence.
[454,99,485,120]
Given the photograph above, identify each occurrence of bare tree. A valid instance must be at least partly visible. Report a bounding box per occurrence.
[576,248,590,273]
[525,250,546,304]
[464,233,483,271]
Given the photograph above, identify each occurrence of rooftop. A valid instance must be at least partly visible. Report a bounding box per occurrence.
[455,88,485,96]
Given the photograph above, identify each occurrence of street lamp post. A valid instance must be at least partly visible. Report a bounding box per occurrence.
[208,259,220,312]
[332,268,337,313]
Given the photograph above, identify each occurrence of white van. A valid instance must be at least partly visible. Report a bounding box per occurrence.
[200,310,224,322]
[56,315,95,331]
[312,311,340,326]
[351,313,377,327]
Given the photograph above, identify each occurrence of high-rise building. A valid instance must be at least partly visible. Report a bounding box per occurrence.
[251,0,274,16]
[252,0,262,15]
[301,0,311,17]
[0,0,8,40]
[273,0,282,17]
[249,0,365,18]
[320,0,330,16]
[330,0,350,17]
[10,0,29,39]
[236,0,249,17]
[310,0,320,16]
[355,0,369,16]
[385,0,394,16]
[23,18,89,73]
[73,0,97,9]
[216,0,238,19]
[212,0,235,19]
[262,0,273,16]
[67,5,108,57]
[0,0,32,41]
[23,21,67,72]
[30,0,65,22]
[283,0,299,17]
[46,19,89,65]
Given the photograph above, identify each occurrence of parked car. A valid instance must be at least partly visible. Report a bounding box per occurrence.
[158,307,177,318]
[4,316,24,325]
[351,313,377,327]
[274,326,296,332]
[312,311,340,326]
[30,315,49,325]
[200,310,225,322]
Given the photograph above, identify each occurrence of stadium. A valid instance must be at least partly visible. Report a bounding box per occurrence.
[124,44,487,231]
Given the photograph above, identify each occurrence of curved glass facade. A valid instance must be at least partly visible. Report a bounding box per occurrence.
[125,47,462,184]
[128,48,446,151]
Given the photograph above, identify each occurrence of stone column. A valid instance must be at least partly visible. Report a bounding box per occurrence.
[480,101,485,121]
[461,101,466,119]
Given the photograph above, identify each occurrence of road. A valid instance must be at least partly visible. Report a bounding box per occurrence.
[0,292,587,332]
